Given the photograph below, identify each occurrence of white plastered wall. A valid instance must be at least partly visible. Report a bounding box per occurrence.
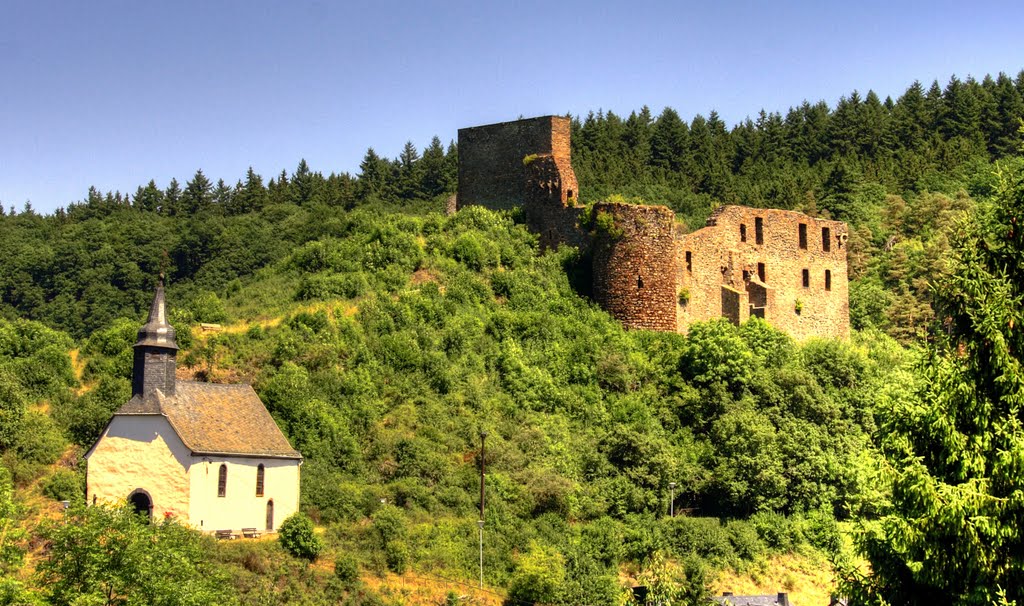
[86,415,192,521]
[187,456,300,533]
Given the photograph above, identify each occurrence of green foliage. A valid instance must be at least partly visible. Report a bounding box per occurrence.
[37,503,235,606]
[278,512,323,562]
[0,467,26,576]
[843,159,1024,604]
[40,469,83,504]
[505,542,565,606]
[333,553,360,589]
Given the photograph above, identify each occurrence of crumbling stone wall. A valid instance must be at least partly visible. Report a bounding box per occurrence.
[677,206,849,340]
[456,116,850,340]
[591,203,678,331]
[457,116,577,211]
[523,154,589,250]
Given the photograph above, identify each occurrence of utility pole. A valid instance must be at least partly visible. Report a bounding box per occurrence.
[479,430,487,589]
[669,481,676,517]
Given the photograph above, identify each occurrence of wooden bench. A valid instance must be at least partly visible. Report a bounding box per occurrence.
[241,528,261,539]
[215,529,238,540]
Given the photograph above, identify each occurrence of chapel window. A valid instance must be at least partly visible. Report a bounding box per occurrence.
[218,464,227,498]
[256,464,265,497]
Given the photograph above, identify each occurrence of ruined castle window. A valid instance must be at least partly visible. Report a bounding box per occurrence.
[686,251,692,272]
[567,189,574,199]
[740,224,747,242]
[802,269,810,288]
[799,223,808,249]
[825,269,832,291]
[218,464,227,498]
[755,218,764,244]
[822,226,831,252]
[637,276,644,290]
[743,270,750,282]
[757,263,766,282]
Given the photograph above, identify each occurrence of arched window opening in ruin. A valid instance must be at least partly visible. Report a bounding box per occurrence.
[743,270,750,282]
[825,269,832,291]
[567,189,573,199]
[256,464,265,497]
[218,464,227,497]
[128,489,153,522]
[822,226,831,252]
[740,224,747,242]
[799,223,808,249]
[686,251,692,272]
[637,276,644,290]
[755,218,764,245]
[757,263,766,282]
[802,269,810,288]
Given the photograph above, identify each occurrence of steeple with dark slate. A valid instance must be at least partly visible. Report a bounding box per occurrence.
[132,275,178,397]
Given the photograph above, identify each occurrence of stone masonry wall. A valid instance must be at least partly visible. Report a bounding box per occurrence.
[456,116,849,340]
[457,116,575,211]
[591,203,678,331]
[677,206,849,340]
[523,154,588,250]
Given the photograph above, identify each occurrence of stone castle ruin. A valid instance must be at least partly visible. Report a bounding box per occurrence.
[457,116,849,340]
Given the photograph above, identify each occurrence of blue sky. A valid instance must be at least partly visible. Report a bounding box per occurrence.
[2,0,1021,213]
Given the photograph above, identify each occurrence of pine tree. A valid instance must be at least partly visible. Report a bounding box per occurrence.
[845,163,1024,605]
[181,169,213,215]
[163,179,182,216]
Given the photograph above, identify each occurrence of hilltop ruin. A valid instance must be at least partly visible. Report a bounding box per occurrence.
[457,115,849,340]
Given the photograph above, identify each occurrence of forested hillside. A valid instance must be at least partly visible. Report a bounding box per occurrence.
[1,70,1023,605]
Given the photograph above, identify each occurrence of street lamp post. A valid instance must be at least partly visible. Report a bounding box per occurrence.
[669,482,677,517]
[479,430,488,589]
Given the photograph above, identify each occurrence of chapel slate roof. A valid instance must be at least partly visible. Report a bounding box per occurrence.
[115,381,301,459]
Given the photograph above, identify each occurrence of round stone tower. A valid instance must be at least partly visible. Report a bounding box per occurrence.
[591,203,678,331]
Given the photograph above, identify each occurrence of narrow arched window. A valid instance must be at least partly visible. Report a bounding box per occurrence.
[218,464,227,497]
[266,500,274,531]
[256,464,265,497]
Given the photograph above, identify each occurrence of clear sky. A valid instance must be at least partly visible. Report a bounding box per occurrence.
[2,0,1021,213]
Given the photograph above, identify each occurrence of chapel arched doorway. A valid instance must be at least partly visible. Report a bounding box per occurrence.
[128,490,153,521]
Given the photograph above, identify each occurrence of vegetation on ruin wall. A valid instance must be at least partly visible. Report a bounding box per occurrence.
[0,69,1022,603]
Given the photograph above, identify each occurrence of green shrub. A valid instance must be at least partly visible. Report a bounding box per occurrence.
[802,509,841,555]
[725,519,765,562]
[334,553,360,588]
[41,469,83,503]
[371,505,408,546]
[384,540,409,574]
[278,512,323,562]
[750,511,802,552]
[663,517,735,563]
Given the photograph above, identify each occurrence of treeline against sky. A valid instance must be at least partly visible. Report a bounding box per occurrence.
[1,71,1022,341]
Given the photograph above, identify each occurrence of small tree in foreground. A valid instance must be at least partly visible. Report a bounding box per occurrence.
[37,503,235,606]
[278,511,323,562]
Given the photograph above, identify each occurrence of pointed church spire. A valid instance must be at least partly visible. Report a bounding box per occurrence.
[132,274,178,397]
